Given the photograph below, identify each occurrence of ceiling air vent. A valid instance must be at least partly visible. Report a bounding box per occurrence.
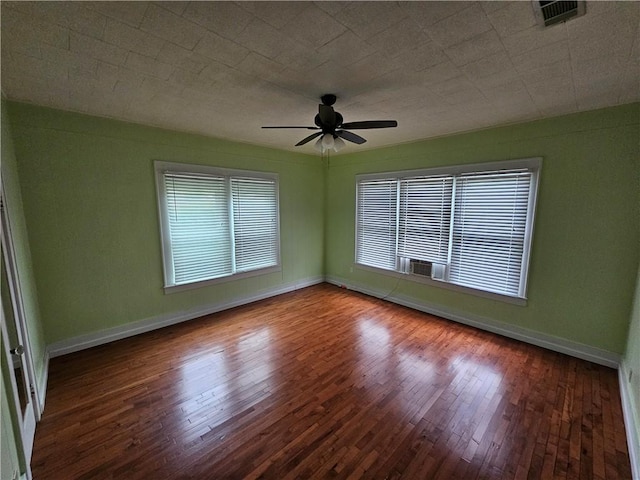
[534,1,586,27]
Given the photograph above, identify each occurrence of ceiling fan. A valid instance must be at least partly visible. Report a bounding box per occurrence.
[262,94,398,153]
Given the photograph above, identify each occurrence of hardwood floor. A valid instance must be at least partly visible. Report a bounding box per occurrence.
[32,284,632,479]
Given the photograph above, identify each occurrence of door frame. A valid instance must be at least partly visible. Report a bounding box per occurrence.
[0,181,40,476]
[1,304,34,480]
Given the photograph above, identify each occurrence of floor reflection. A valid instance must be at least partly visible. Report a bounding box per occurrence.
[236,326,273,386]
[179,350,229,398]
[175,326,274,442]
[357,318,391,353]
[356,318,392,386]
[354,313,507,465]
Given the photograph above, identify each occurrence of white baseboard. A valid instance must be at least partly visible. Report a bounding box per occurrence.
[620,362,640,480]
[326,275,621,368]
[47,271,621,372]
[47,276,324,358]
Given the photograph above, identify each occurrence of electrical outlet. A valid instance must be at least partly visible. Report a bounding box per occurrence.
[629,369,633,383]
[349,266,353,273]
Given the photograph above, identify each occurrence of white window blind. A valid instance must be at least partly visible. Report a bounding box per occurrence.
[164,173,232,284]
[356,179,398,270]
[231,177,279,272]
[398,176,453,264]
[449,170,532,296]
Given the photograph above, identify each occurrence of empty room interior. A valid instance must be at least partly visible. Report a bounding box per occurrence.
[1,1,639,479]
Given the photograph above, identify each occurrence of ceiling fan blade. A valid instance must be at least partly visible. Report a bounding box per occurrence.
[262,126,319,129]
[337,130,366,145]
[318,104,336,126]
[339,120,398,130]
[295,131,323,146]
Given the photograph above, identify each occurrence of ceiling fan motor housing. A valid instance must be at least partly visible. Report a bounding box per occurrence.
[314,112,343,133]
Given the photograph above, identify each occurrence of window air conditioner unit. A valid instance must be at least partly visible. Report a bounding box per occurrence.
[410,259,432,277]
[409,260,446,281]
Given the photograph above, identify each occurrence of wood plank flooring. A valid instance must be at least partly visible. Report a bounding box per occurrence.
[32,284,632,479]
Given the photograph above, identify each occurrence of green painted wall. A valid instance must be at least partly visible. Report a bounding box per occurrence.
[325,104,639,354]
[6,102,324,344]
[4,101,639,356]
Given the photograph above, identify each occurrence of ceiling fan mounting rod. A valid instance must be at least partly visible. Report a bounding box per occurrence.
[320,94,337,106]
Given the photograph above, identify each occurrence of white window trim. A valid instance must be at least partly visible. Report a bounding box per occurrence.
[354,158,542,305]
[154,161,281,294]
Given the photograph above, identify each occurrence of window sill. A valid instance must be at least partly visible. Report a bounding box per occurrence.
[354,263,528,306]
[164,265,281,294]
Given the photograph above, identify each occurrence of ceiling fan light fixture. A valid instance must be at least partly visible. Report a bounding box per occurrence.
[315,133,343,154]
[321,133,335,150]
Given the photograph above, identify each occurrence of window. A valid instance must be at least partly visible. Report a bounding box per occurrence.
[355,158,540,301]
[155,161,280,291]
[356,179,398,270]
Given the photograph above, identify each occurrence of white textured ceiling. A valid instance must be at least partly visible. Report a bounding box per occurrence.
[1,1,638,154]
